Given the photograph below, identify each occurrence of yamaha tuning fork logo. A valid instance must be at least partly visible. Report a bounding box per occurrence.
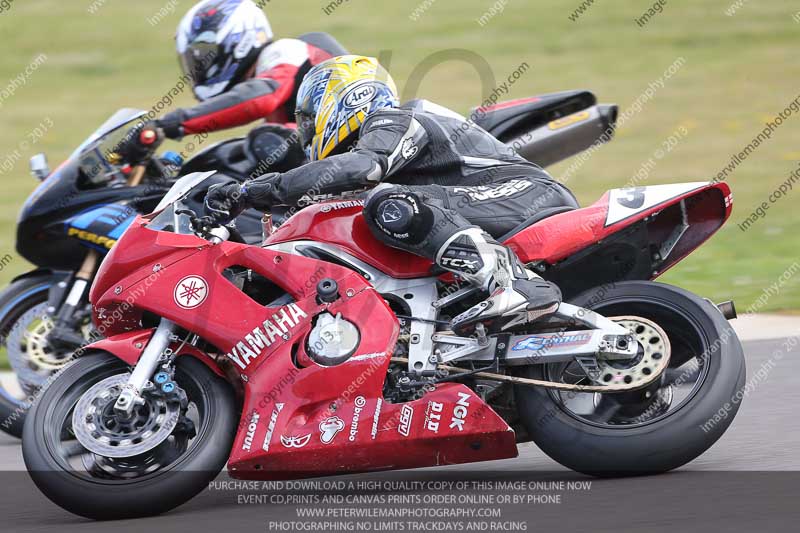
[174,275,209,309]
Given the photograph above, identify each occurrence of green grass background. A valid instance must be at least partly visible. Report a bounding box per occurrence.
[1,0,799,315]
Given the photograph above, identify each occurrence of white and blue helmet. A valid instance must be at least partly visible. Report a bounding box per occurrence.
[176,0,273,101]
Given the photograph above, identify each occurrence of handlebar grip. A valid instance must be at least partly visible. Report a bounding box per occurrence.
[139,129,160,146]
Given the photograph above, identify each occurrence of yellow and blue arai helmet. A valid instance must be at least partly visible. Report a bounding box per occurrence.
[295,55,399,161]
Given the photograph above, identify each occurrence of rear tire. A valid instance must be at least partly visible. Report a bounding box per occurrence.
[515,281,746,476]
[23,353,237,519]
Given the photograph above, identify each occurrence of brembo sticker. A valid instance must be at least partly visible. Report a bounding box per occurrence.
[349,396,366,442]
[226,303,309,370]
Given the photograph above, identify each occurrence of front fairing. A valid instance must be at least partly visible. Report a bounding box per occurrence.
[16,176,166,269]
[20,109,147,223]
[90,216,207,320]
[18,159,81,222]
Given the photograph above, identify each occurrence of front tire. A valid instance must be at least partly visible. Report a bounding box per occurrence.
[23,353,237,520]
[515,281,746,476]
[0,274,56,438]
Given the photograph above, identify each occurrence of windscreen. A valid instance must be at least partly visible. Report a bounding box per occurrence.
[75,109,148,185]
[72,108,146,158]
[145,171,217,235]
[151,171,216,214]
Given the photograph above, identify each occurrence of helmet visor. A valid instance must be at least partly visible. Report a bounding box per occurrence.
[295,110,316,151]
[179,41,219,86]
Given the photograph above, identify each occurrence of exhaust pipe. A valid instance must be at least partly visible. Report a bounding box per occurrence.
[717,300,737,320]
[507,104,618,168]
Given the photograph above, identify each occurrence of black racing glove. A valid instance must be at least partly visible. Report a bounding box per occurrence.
[157,110,186,140]
[243,172,283,210]
[204,182,249,224]
[118,121,164,165]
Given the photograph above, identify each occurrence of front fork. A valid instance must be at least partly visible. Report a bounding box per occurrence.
[114,318,178,415]
[48,250,100,349]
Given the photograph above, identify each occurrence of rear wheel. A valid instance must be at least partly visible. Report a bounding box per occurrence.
[23,353,236,520]
[515,281,746,475]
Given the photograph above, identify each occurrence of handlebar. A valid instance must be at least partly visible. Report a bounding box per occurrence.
[176,208,234,244]
[123,125,167,186]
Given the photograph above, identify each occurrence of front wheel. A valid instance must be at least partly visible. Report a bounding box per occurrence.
[515,281,746,476]
[23,353,237,520]
[0,274,61,438]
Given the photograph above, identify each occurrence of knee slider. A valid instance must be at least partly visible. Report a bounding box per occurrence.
[365,188,431,243]
[372,195,416,233]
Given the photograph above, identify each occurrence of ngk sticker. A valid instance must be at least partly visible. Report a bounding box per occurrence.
[349,396,366,442]
[424,401,444,433]
[174,275,209,309]
[398,404,414,437]
[242,411,260,451]
[319,416,345,445]
[450,392,471,431]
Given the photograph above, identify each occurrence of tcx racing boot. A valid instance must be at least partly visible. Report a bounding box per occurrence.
[436,228,562,332]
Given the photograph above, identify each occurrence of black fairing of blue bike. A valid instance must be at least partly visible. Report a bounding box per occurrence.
[16,144,264,271]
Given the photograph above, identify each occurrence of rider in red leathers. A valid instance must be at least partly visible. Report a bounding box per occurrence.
[152,0,348,142]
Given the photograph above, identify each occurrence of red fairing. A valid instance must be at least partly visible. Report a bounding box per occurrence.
[266,182,732,279]
[480,95,541,113]
[506,182,732,269]
[90,217,202,310]
[266,201,435,278]
[92,218,516,478]
[230,380,517,479]
[505,193,610,264]
[82,330,225,378]
[82,329,153,366]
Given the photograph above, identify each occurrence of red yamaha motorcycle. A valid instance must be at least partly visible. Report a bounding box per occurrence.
[23,172,745,520]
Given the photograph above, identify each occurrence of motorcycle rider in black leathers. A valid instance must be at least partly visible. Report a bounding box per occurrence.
[205,56,577,331]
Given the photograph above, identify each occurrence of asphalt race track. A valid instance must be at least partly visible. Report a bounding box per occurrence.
[0,338,798,532]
